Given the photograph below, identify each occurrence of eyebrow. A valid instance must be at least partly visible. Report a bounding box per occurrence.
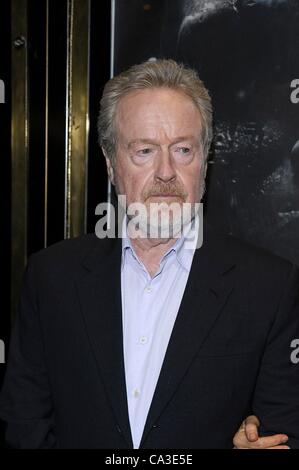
[127,136,198,148]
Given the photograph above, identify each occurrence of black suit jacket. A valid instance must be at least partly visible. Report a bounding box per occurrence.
[1,226,299,448]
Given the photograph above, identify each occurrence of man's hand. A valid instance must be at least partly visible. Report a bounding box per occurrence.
[233,415,290,449]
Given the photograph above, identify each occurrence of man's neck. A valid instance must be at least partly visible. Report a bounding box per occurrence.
[130,235,179,278]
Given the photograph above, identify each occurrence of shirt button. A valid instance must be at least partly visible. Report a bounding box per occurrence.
[140,336,148,345]
[133,389,140,398]
[145,285,152,293]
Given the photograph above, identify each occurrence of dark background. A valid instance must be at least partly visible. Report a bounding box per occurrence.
[0,0,111,447]
[0,0,12,444]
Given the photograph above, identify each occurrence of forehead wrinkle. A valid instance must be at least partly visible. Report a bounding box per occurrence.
[124,115,202,144]
[115,89,203,147]
[127,135,201,150]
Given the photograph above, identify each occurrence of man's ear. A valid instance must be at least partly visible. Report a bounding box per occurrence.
[102,149,115,185]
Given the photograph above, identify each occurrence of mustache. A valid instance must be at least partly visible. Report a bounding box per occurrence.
[143,182,188,200]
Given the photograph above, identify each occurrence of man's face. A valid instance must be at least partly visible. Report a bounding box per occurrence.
[105,87,206,236]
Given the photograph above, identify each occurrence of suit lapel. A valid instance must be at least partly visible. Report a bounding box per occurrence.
[140,228,237,447]
[75,236,133,448]
[74,227,237,449]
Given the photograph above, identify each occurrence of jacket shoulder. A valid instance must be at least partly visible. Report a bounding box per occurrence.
[205,224,298,281]
[27,233,116,276]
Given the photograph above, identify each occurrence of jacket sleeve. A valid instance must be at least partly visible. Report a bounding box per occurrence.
[0,255,58,448]
[252,264,299,449]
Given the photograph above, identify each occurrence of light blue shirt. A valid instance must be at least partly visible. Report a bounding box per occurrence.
[121,221,197,449]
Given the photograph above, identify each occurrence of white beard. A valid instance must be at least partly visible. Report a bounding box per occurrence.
[127,201,200,240]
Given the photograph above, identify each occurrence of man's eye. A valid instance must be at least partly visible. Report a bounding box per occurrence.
[137,148,152,155]
[178,147,191,154]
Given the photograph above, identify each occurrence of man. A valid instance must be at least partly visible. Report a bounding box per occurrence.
[0,59,298,449]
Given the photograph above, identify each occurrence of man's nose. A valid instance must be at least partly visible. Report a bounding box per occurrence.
[154,151,176,182]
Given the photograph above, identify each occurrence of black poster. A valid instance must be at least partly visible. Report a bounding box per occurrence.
[114,0,299,265]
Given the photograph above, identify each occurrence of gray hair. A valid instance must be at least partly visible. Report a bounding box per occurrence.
[98,58,213,162]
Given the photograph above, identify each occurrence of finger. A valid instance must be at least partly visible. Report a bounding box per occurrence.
[245,415,260,427]
[244,415,260,442]
[267,445,290,450]
[235,445,290,450]
[234,433,289,449]
[254,435,289,448]
[242,435,289,449]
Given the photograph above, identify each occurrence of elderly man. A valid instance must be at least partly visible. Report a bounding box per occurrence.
[0,59,298,449]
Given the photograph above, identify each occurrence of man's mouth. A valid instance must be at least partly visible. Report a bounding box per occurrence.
[147,194,183,199]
